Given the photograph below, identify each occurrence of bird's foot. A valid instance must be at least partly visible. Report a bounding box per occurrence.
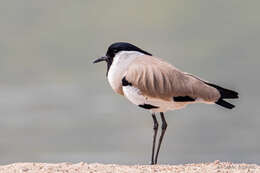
[150,161,156,165]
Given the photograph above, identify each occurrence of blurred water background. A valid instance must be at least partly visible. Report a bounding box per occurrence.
[0,0,259,165]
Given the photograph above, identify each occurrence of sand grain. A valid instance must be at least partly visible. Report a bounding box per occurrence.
[0,161,259,173]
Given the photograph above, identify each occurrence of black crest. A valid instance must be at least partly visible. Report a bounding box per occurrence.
[94,42,152,77]
[106,42,152,58]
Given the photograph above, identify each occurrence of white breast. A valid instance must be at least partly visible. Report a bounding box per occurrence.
[107,51,144,93]
[122,85,189,113]
[123,85,146,105]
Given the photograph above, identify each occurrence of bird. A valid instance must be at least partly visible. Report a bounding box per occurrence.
[93,42,238,165]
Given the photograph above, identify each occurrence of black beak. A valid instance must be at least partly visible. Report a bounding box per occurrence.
[93,56,108,64]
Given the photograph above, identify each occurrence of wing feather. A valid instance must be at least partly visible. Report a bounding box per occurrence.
[125,55,220,102]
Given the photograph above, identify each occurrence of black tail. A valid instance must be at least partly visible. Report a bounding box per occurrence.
[215,99,235,109]
[206,82,239,109]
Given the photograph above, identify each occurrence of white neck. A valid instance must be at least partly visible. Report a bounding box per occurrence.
[107,51,144,93]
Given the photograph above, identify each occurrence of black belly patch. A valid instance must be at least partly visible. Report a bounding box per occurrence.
[122,77,132,86]
[173,96,195,102]
[138,104,159,109]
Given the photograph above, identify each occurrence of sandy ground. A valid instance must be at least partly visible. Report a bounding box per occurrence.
[0,161,259,173]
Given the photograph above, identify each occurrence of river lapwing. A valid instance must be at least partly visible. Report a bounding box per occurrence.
[93,42,238,165]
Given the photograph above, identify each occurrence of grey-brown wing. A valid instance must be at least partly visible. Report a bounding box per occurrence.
[124,55,220,102]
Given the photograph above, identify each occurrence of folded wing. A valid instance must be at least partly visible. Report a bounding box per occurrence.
[124,55,221,102]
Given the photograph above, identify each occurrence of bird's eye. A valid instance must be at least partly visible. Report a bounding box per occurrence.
[113,49,118,53]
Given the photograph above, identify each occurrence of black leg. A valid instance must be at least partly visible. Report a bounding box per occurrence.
[151,113,158,165]
[154,112,167,164]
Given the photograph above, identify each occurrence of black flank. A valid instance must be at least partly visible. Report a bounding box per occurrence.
[122,77,132,86]
[173,96,195,102]
[139,104,159,109]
